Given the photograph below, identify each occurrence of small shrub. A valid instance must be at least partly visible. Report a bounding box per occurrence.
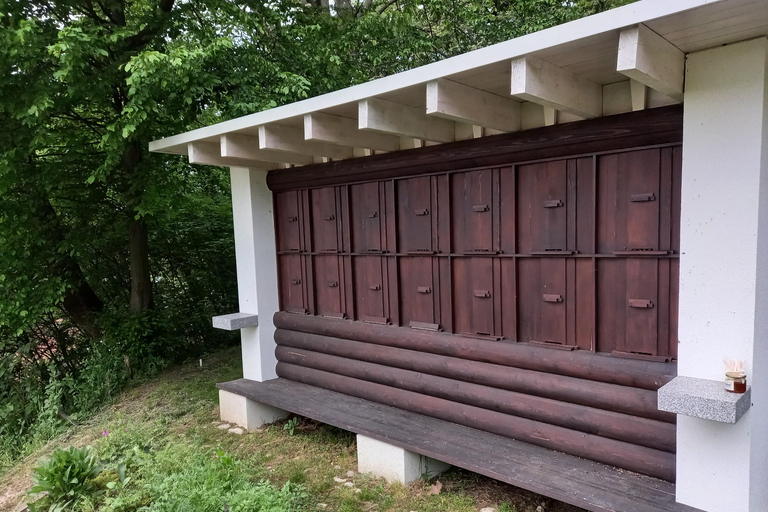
[283,417,299,436]
[28,445,103,510]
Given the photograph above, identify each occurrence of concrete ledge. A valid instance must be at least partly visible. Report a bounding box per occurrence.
[357,434,450,484]
[657,376,751,424]
[212,312,259,331]
[219,389,288,429]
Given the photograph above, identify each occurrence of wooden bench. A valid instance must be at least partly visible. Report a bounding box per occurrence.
[218,378,700,512]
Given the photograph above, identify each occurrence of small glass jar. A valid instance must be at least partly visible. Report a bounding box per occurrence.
[725,371,747,393]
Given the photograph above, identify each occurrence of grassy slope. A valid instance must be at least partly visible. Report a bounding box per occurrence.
[0,348,585,512]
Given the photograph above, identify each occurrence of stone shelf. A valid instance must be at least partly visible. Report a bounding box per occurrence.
[657,376,751,424]
[212,313,259,331]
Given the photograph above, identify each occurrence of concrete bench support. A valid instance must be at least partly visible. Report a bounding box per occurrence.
[219,389,288,430]
[357,434,450,484]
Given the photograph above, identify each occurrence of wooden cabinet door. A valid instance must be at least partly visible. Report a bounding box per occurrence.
[278,254,306,314]
[597,258,677,359]
[310,187,340,253]
[516,258,593,349]
[399,257,439,330]
[350,182,384,253]
[397,177,434,253]
[275,191,302,253]
[353,256,388,324]
[518,258,567,345]
[453,257,498,338]
[313,255,344,318]
[517,160,568,254]
[598,148,679,255]
[452,170,494,254]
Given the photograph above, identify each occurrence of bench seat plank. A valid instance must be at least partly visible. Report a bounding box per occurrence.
[218,378,699,512]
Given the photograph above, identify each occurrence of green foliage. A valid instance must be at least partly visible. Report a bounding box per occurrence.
[283,417,299,436]
[28,446,103,510]
[99,444,308,512]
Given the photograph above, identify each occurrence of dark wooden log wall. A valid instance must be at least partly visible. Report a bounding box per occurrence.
[267,105,683,482]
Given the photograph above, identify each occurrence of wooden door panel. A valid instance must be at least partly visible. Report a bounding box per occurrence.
[625,258,659,355]
[278,254,306,313]
[399,257,438,329]
[353,256,388,324]
[517,160,568,254]
[453,257,496,337]
[598,149,671,254]
[311,187,339,253]
[397,177,433,253]
[276,191,301,252]
[596,258,677,358]
[500,258,517,340]
[313,255,343,318]
[626,150,661,251]
[538,258,567,345]
[517,258,567,345]
[452,170,494,254]
[350,182,383,253]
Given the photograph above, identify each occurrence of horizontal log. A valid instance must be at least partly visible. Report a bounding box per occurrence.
[276,363,676,482]
[275,346,676,452]
[266,105,682,192]
[273,312,675,390]
[275,329,674,423]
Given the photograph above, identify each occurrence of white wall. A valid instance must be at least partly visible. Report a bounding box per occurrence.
[229,167,280,382]
[677,37,768,511]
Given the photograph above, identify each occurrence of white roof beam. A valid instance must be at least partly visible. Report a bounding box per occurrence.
[221,133,314,166]
[510,55,602,119]
[359,97,455,143]
[426,78,521,133]
[304,112,401,152]
[630,79,648,111]
[617,24,685,102]
[187,142,279,169]
[258,124,354,160]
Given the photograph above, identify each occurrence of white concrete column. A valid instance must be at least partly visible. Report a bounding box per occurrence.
[357,435,450,484]
[229,167,280,382]
[677,38,768,511]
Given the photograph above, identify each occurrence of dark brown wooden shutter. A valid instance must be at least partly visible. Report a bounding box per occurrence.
[350,182,385,254]
[453,257,500,338]
[517,160,569,254]
[397,177,434,253]
[452,169,495,254]
[275,191,302,252]
[310,187,340,253]
[278,254,307,314]
[353,256,389,324]
[313,255,344,318]
[399,256,439,330]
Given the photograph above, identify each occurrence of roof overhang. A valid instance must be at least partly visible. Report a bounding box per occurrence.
[149,0,768,169]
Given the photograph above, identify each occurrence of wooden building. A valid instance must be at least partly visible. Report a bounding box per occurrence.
[149,1,768,510]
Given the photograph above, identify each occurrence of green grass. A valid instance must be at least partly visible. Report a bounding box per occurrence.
[1,348,585,512]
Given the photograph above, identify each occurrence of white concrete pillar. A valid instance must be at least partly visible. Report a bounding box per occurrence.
[356,435,450,484]
[229,167,280,382]
[677,38,768,511]
[221,167,288,429]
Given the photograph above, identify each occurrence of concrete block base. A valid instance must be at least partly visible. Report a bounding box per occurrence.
[219,389,288,430]
[357,434,450,484]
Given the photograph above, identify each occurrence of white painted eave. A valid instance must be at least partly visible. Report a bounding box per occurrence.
[149,0,768,161]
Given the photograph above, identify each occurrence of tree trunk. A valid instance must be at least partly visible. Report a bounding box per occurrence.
[123,141,154,314]
[128,215,153,313]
